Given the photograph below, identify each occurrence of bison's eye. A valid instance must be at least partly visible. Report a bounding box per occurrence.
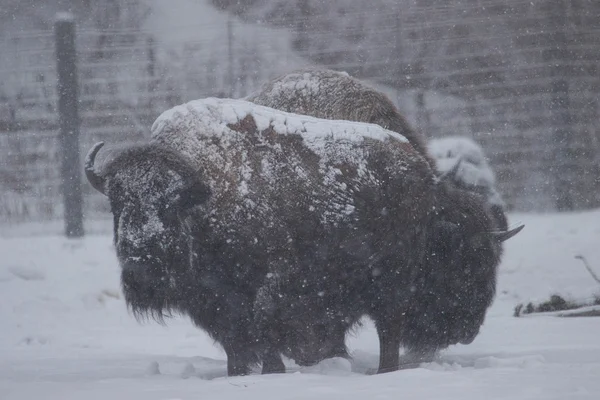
[469,234,489,251]
[175,181,211,211]
[159,207,181,228]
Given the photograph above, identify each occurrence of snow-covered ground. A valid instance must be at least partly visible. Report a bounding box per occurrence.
[2,209,600,399]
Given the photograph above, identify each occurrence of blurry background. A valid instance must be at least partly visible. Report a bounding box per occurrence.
[0,0,599,233]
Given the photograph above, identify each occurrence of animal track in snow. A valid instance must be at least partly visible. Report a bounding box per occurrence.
[8,266,45,281]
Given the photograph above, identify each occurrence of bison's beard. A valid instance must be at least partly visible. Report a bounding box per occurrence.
[403,246,499,352]
[120,261,180,324]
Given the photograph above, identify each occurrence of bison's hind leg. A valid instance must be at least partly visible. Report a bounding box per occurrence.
[224,345,260,376]
[399,347,437,369]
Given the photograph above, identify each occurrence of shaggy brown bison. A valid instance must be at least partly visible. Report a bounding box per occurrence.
[85,98,437,375]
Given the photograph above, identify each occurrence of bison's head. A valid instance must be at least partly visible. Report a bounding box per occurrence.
[408,180,523,351]
[85,142,210,320]
[438,157,509,230]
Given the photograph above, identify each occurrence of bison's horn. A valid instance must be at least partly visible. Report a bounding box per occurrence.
[85,142,106,195]
[488,224,524,242]
[439,157,463,183]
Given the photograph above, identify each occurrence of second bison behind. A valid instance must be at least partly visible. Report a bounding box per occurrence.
[249,68,522,367]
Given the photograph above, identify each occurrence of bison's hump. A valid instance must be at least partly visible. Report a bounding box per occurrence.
[247,68,352,103]
[151,98,409,148]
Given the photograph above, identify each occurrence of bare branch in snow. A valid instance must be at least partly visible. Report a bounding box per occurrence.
[575,255,600,286]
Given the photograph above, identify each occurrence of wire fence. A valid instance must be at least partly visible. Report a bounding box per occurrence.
[1,3,599,231]
[0,21,305,228]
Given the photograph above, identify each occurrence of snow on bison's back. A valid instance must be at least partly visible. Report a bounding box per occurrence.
[247,67,433,166]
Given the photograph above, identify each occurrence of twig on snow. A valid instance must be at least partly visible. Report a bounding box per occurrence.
[575,255,600,285]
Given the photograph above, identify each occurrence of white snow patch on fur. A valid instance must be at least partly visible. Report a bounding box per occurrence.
[429,136,505,206]
[152,97,408,147]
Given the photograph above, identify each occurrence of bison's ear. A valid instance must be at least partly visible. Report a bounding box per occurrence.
[177,181,211,210]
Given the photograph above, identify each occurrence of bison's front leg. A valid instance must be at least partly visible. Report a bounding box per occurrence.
[261,350,285,374]
[224,345,256,376]
[375,319,402,373]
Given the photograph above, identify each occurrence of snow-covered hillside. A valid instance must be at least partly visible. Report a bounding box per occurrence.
[2,210,600,399]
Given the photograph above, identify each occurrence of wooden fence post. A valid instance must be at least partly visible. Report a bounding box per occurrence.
[55,13,84,237]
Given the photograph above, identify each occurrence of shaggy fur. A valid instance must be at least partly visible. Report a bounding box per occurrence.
[86,98,437,375]
[399,182,508,365]
[258,176,518,371]
[87,144,264,376]
[247,67,434,167]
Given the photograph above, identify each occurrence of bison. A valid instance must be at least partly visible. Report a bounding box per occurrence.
[398,136,514,365]
[247,68,523,370]
[246,67,434,167]
[85,98,437,375]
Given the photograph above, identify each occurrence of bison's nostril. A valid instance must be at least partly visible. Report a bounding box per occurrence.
[121,262,150,287]
[122,268,135,280]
